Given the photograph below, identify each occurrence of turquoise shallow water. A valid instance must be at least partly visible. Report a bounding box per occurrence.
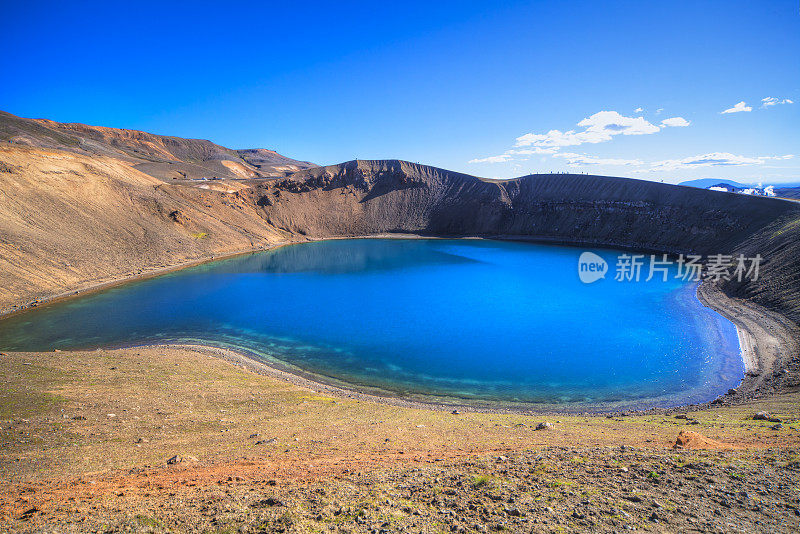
[0,239,743,408]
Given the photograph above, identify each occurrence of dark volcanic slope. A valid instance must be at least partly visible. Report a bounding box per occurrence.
[0,111,314,181]
[237,148,315,176]
[723,213,800,323]
[255,159,794,252]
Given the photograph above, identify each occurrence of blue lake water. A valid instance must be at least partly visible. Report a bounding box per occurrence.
[0,239,743,409]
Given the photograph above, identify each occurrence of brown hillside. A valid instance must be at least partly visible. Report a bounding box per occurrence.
[0,111,314,181]
[0,145,283,309]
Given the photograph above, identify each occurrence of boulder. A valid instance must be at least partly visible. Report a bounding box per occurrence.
[753,411,782,423]
[672,430,739,450]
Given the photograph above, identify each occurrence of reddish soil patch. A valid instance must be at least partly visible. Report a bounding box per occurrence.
[672,430,740,450]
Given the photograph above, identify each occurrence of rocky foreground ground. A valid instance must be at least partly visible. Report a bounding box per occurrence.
[1,446,800,532]
[4,445,800,533]
[1,347,799,533]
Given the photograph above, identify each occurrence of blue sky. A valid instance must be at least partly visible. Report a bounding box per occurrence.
[2,0,798,183]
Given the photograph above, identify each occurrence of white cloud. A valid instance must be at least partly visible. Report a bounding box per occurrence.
[468,109,700,167]
[759,154,794,160]
[577,111,661,135]
[628,153,796,173]
[506,147,559,155]
[655,108,664,115]
[721,101,752,114]
[660,117,691,127]
[515,129,596,148]
[634,107,643,113]
[468,154,513,164]
[515,111,660,149]
[552,152,644,166]
[468,147,559,164]
[651,152,764,171]
[761,97,794,108]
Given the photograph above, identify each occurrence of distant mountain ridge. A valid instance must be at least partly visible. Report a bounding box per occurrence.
[679,178,749,189]
[680,178,800,188]
[679,177,800,200]
[0,111,315,181]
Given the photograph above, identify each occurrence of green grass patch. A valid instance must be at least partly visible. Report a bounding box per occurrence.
[471,474,494,489]
[0,361,71,419]
[133,514,163,529]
